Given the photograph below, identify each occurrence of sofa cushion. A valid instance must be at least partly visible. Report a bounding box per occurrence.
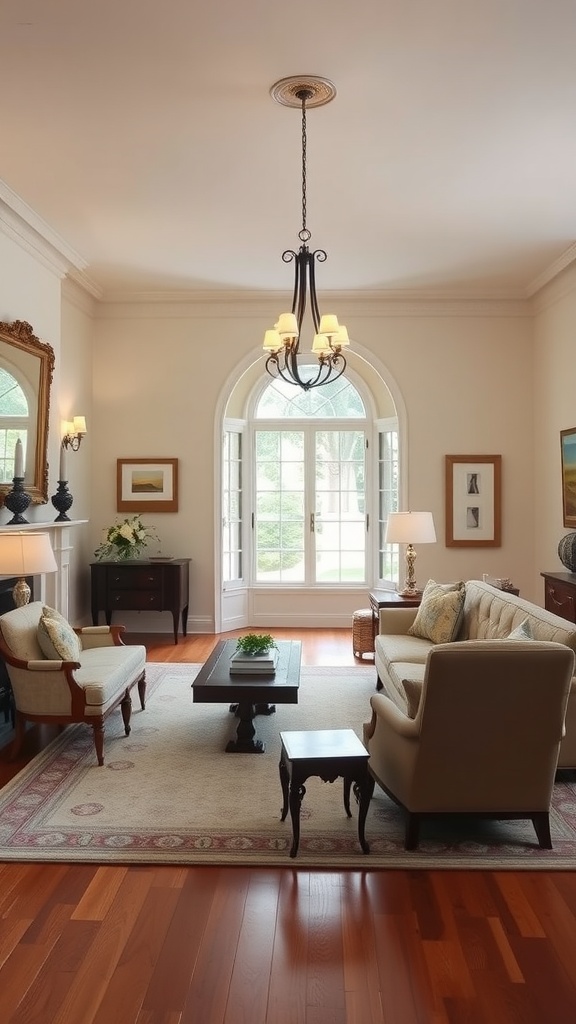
[76,645,146,711]
[38,606,82,662]
[375,633,432,667]
[508,617,534,641]
[408,579,466,644]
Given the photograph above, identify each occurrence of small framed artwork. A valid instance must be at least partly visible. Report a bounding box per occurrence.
[445,454,502,547]
[560,427,576,528]
[117,458,178,513]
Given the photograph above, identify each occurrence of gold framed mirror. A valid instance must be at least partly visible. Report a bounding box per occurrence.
[0,320,54,505]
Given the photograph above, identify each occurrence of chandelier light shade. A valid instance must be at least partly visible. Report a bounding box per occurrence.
[264,75,351,391]
[0,530,58,607]
[385,511,437,597]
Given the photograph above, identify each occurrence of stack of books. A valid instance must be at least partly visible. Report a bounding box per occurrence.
[229,648,279,675]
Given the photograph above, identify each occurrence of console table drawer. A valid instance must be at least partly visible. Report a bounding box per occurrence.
[107,567,163,590]
[541,572,576,624]
[109,589,163,611]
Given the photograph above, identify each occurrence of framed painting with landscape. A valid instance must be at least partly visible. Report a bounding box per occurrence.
[560,428,576,529]
[117,458,178,512]
[445,454,501,547]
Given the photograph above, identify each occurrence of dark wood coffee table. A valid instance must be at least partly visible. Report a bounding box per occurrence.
[192,639,301,753]
[279,728,374,857]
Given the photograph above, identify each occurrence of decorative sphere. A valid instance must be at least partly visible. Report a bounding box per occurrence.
[558,532,576,572]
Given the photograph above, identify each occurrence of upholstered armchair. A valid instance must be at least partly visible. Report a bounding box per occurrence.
[0,601,147,765]
[363,639,575,849]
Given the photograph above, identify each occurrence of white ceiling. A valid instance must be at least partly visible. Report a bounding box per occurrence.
[1,0,575,298]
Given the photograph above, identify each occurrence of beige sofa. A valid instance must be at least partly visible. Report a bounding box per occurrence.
[375,579,576,769]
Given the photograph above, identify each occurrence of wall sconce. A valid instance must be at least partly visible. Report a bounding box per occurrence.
[62,416,87,452]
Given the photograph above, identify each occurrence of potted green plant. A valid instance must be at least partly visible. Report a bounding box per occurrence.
[234,633,277,657]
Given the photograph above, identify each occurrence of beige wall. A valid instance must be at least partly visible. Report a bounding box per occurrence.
[91,295,536,629]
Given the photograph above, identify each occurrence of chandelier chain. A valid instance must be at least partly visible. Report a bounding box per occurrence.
[299,91,311,244]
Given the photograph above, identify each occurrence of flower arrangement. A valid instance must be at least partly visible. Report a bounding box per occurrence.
[94,514,159,561]
[235,633,277,656]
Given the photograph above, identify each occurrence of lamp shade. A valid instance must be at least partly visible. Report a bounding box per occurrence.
[385,511,437,545]
[0,531,58,576]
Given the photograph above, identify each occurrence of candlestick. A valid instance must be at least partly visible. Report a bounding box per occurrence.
[14,438,23,478]
[59,443,67,482]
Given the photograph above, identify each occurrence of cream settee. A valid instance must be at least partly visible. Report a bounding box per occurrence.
[0,601,146,766]
[375,579,576,769]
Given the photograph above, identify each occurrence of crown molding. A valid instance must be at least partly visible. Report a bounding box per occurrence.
[95,287,529,320]
[526,242,576,298]
[61,276,98,316]
[0,179,89,282]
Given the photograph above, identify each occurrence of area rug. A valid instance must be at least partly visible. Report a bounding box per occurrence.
[2,662,576,869]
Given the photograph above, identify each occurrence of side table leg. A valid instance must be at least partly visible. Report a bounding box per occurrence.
[353,773,375,854]
[279,755,290,821]
[289,781,306,858]
[343,777,353,818]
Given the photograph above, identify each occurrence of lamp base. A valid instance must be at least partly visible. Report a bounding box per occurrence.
[397,586,422,598]
[12,577,31,607]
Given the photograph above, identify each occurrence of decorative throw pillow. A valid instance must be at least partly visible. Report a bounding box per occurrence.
[37,606,82,661]
[407,579,466,644]
[507,617,534,641]
[403,678,423,719]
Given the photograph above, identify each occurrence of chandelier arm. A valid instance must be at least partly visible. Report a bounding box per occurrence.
[294,251,308,331]
[308,253,323,333]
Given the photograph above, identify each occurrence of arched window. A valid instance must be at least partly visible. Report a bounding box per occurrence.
[223,368,398,590]
[0,366,29,483]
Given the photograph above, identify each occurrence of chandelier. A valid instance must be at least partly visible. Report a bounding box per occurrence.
[263,76,351,391]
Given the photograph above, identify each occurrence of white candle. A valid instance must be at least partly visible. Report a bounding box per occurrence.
[14,438,23,478]
[59,443,67,481]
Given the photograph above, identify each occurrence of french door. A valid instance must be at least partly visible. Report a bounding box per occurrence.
[253,426,367,585]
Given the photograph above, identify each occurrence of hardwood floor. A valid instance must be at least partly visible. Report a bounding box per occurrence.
[1,627,576,1023]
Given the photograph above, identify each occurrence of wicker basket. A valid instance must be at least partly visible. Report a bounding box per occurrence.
[352,608,375,658]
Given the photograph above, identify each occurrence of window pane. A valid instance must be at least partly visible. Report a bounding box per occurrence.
[255,370,365,419]
[254,430,305,582]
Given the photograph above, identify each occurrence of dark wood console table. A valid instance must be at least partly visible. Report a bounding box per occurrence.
[90,558,191,644]
[541,571,576,624]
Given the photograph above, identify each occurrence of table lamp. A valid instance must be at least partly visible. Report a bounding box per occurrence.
[0,531,58,607]
[385,511,437,597]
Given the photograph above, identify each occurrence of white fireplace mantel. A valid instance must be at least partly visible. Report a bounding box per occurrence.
[0,520,88,619]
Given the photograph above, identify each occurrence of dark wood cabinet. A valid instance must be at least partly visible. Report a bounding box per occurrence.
[91,559,191,644]
[541,571,576,624]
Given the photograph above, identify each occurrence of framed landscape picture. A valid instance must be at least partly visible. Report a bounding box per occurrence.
[445,454,502,547]
[117,458,178,512]
[560,428,576,528]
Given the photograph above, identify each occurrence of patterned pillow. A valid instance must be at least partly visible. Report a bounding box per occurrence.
[507,617,534,640]
[37,606,82,661]
[407,579,466,644]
